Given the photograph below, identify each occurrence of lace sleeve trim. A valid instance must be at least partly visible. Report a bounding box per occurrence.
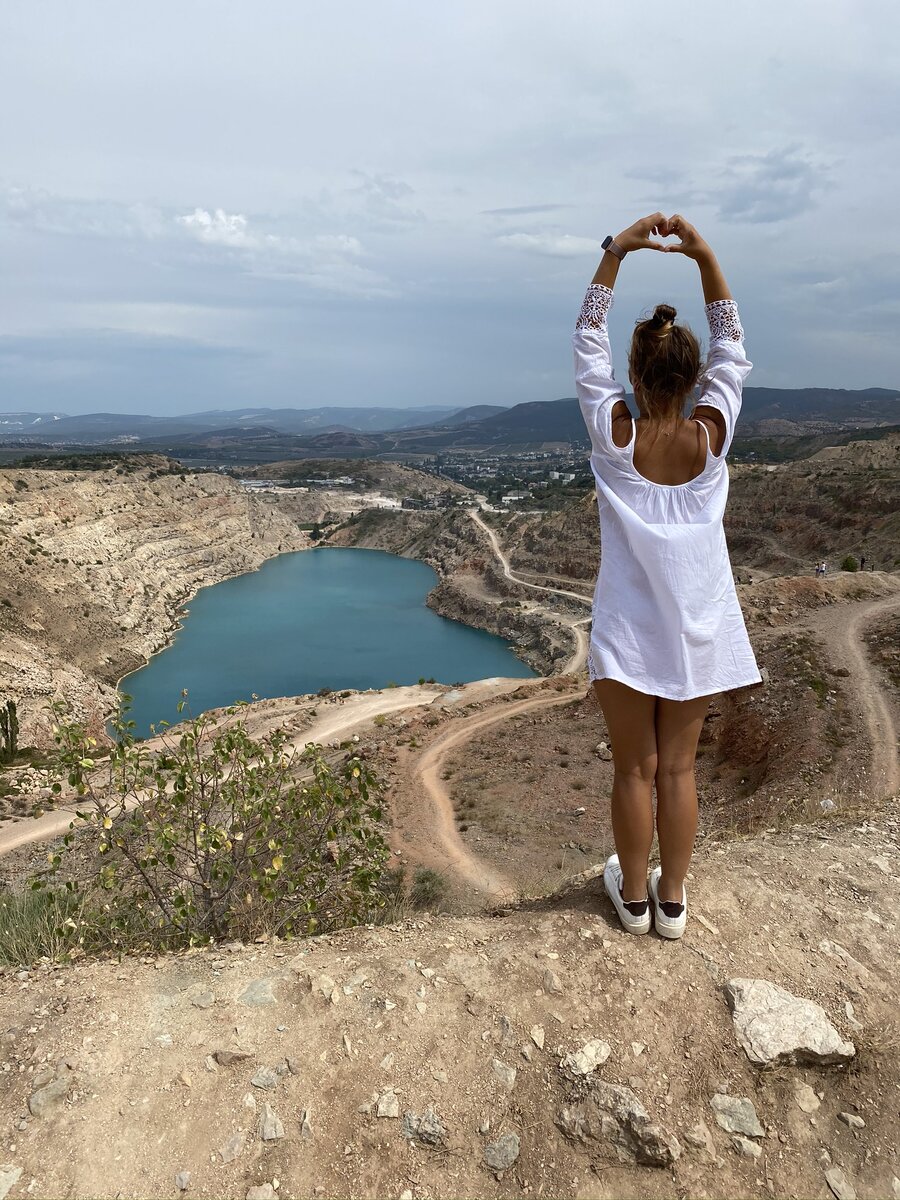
[575,284,614,331]
[705,298,743,341]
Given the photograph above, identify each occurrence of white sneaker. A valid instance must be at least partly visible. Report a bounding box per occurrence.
[603,854,650,935]
[648,867,687,939]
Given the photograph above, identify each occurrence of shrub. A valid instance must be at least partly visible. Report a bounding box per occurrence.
[0,699,18,764]
[0,887,91,966]
[36,697,390,950]
[840,555,859,572]
[410,867,449,912]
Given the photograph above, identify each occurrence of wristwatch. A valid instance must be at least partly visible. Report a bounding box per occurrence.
[601,235,626,260]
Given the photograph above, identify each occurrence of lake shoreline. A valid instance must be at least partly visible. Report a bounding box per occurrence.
[116,544,539,736]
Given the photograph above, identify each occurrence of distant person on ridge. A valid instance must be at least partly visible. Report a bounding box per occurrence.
[573,213,761,940]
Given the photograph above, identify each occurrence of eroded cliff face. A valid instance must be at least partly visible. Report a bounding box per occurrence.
[0,459,309,744]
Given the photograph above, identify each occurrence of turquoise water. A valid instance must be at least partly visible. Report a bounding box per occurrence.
[119,547,537,737]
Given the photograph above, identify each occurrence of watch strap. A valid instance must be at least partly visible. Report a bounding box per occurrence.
[602,235,626,261]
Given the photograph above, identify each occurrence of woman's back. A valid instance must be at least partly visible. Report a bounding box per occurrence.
[613,413,713,486]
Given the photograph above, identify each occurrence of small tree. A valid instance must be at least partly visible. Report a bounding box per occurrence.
[840,555,859,572]
[0,700,18,764]
[38,697,390,949]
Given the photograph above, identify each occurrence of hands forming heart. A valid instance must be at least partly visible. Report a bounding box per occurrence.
[615,213,710,261]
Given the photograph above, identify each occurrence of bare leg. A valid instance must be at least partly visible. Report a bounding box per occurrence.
[592,679,657,902]
[654,694,712,903]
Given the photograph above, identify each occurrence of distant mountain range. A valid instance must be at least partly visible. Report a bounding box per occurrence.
[0,389,896,458]
[0,404,477,440]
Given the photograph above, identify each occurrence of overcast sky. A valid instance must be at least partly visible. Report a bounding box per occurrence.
[1,0,898,415]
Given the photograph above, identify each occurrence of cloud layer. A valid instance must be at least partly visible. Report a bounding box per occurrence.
[1,0,897,414]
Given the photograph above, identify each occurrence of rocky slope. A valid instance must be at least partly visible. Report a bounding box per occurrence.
[0,459,309,745]
[0,810,898,1200]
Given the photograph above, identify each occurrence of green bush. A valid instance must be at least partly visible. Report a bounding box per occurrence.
[36,697,390,950]
[0,887,91,966]
[409,867,449,912]
[841,555,859,572]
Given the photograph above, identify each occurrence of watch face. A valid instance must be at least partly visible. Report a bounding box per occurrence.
[601,236,613,250]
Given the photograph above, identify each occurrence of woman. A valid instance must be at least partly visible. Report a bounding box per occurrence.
[574,212,761,940]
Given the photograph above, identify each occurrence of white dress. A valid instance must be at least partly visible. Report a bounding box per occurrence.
[573,284,761,701]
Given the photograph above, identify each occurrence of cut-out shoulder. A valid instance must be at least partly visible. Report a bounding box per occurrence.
[610,400,633,448]
[691,406,727,457]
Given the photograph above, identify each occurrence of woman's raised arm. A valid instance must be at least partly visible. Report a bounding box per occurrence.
[664,215,732,302]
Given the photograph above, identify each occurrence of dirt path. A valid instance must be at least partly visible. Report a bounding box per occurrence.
[468,508,592,675]
[405,687,583,902]
[810,591,900,800]
[0,687,447,858]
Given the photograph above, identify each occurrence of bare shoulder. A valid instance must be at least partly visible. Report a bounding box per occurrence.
[610,399,633,448]
[692,405,726,457]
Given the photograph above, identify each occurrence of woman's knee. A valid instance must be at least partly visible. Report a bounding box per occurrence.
[655,759,696,789]
[613,754,658,787]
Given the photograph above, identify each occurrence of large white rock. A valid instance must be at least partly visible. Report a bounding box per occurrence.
[725,979,855,1066]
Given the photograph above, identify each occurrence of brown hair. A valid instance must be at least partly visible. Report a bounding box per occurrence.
[628,303,701,426]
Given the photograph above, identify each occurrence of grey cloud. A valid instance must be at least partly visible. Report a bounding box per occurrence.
[497,232,602,258]
[482,204,572,217]
[716,147,828,224]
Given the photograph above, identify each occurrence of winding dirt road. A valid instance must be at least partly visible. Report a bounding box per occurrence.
[467,507,592,675]
[811,590,900,800]
[405,686,584,901]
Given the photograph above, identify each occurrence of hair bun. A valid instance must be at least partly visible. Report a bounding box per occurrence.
[651,303,677,329]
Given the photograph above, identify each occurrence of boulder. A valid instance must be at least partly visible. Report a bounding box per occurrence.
[556,1081,680,1168]
[725,978,855,1066]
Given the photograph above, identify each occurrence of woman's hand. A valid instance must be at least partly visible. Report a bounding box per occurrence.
[663,215,713,261]
[614,212,669,253]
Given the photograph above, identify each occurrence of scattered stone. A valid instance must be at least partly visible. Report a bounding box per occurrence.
[843,1002,863,1031]
[240,978,276,1007]
[868,854,890,875]
[251,1067,279,1091]
[573,806,586,816]
[725,978,855,1066]
[219,1131,246,1164]
[259,1103,285,1141]
[542,969,563,995]
[530,1025,545,1050]
[174,1171,191,1192]
[709,1094,764,1139]
[595,742,613,761]
[491,1059,517,1091]
[376,1090,400,1118]
[27,1061,75,1118]
[825,1166,857,1200]
[837,1111,865,1130]
[155,1033,174,1048]
[483,1132,520,1171]
[631,1042,646,1057]
[683,1121,716,1158]
[402,1107,447,1147]
[214,1047,252,1066]
[557,1081,680,1168]
[191,991,215,1010]
[732,1135,762,1160]
[795,1082,820,1113]
[891,1177,900,1199]
[311,974,338,1002]
[246,1186,276,1200]
[300,1109,313,1139]
[0,1166,23,1200]
[561,1039,611,1077]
